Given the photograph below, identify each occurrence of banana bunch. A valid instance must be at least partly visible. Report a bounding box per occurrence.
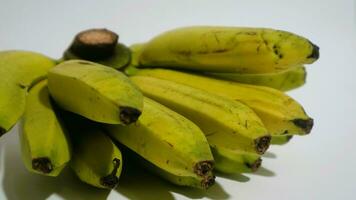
[0,26,318,191]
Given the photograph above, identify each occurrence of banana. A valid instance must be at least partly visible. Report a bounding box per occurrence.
[206,65,306,91]
[105,98,215,189]
[61,112,123,189]
[139,26,319,73]
[271,135,293,145]
[20,80,71,176]
[130,76,271,155]
[0,51,56,136]
[133,69,313,137]
[47,60,143,125]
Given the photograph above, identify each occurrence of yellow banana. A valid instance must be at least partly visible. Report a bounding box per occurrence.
[0,51,56,136]
[139,26,319,73]
[206,65,306,91]
[130,76,270,155]
[106,98,215,189]
[133,69,313,137]
[47,60,143,125]
[62,112,123,189]
[20,80,71,176]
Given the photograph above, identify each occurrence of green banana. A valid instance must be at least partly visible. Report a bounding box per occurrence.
[62,112,123,189]
[138,26,319,73]
[271,135,293,145]
[63,43,131,70]
[47,60,143,125]
[133,69,313,137]
[20,80,71,176]
[0,51,56,136]
[130,76,270,155]
[106,98,215,189]
[206,65,306,91]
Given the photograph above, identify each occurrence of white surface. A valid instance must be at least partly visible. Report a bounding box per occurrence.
[0,0,355,199]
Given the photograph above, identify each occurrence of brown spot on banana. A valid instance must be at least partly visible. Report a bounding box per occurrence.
[100,158,121,189]
[32,157,53,174]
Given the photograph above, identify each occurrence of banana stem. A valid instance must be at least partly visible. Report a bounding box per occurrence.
[69,28,118,60]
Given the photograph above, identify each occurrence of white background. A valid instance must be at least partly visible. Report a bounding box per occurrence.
[0,0,355,199]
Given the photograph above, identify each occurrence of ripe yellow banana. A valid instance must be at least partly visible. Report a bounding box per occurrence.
[47,60,143,125]
[134,69,313,137]
[130,76,270,155]
[62,112,123,189]
[105,98,215,189]
[20,80,71,176]
[0,51,56,136]
[139,26,319,73]
[206,65,306,91]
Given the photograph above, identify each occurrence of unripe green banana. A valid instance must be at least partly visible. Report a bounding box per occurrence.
[0,51,56,136]
[62,113,123,189]
[130,76,270,155]
[134,69,313,137]
[139,26,319,73]
[206,65,306,91]
[105,98,215,189]
[47,60,143,125]
[20,80,71,176]
[271,135,293,145]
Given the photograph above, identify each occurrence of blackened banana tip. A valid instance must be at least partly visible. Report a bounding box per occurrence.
[255,135,271,154]
[0,127,6,137]
[293,118,314,134]
[32,157,53,174]
[246,158,262,172]
[194,160,214,176]
[286,135,293,141]
[307,41,319,60]
[100,158,121,189]
[201,175,215,189]
[120,107,142,125]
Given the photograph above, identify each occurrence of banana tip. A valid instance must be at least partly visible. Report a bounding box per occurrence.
[201,175,215,189]
[100,158,121,189]
[246,158,262,172]
[307,41,319,60]
[32,157,53,174]
[194,160,214,177]
[255,135,271,154]
[293,118,314,134]
[0,127,6,137]
[120,107,142,125]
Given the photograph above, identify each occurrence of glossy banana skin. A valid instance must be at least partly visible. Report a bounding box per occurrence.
[139,26,319,73]
[134,69,313,137]
[206,66,306,91]
[0,51,56,136]
[106,98,215,189]
[20,80,71,176]
[47,60,143,125]
[62,113,123,189]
